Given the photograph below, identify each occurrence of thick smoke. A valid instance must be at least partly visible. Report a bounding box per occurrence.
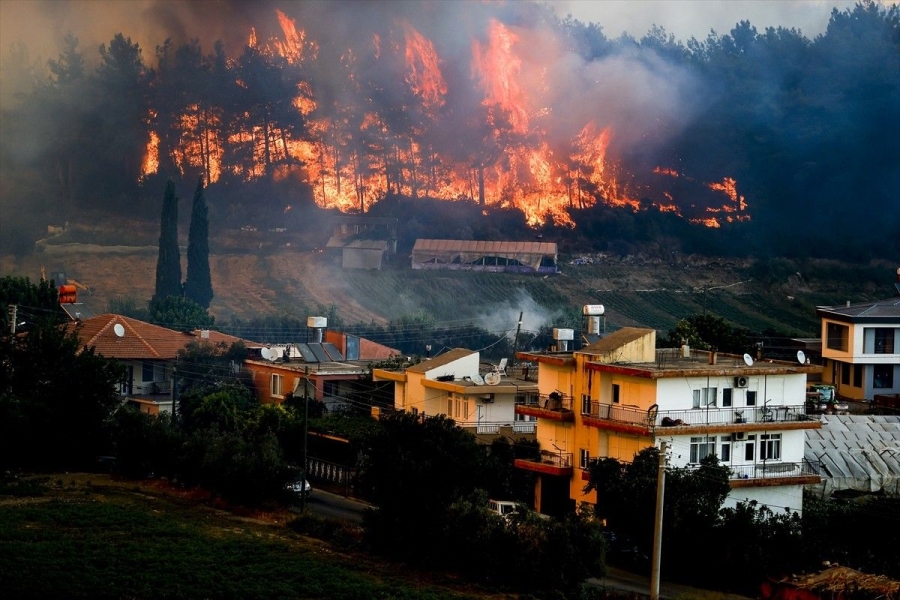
[0,0,698,155]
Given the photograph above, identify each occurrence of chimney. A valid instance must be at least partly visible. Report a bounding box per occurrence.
[708,350,717,365]
[682,343,690,358]
[201,329,210,339]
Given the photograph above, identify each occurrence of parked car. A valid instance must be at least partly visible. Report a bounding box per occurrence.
[806,384,849,415]
[286,479,313,499]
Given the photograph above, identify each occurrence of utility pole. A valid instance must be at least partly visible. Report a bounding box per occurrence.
[650,440,668,600]
[301,365,309,512]
[511,311,523,367]
[8,305,17,335]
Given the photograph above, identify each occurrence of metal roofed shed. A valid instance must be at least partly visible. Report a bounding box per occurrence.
[411,239,558,274]
[805,415,900,495]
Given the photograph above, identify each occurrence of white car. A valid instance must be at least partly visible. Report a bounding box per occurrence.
[286,479,313,499]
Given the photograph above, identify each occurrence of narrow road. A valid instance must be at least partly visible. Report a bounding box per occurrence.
[291,488,372,523]
[588,566,755,599]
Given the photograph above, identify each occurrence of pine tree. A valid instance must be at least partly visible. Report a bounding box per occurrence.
[184,177,213,308]
[152,179,182,305]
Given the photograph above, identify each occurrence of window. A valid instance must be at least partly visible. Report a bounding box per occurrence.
[271,374,284,398]
[760,433,781,460]
[745,435,756,460]
[720,435,731,462]
[854,365,863,387]
[874,365,894,389]
[826,322,849,351]
[580,449,591,469]
[323,380,339,397]
[447,398,453,416]
[690,436,716,463]
[515,413,536,422]
[841,363,850,385]
[747,391,757,407]
[723,388,732,408]
[142,361,154,382]
[581,394,592,415]
[692,387,717,408]
[873,328,895,354]
[612,384,621,404]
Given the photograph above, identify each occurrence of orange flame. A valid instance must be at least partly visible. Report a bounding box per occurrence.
[139,10,752,230]
[402,21,447,110]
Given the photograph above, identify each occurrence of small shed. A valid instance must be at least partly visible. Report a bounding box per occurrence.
[342,239,387,270]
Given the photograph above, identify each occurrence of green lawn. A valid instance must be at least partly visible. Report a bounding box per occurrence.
[0,484,483,600]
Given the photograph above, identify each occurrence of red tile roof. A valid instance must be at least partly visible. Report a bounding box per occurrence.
[69,314,195,360]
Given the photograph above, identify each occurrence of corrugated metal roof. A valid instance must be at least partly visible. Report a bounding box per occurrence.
[412,239,557,255]
[805,415,900,494]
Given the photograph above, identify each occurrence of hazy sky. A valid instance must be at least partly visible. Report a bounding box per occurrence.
[0,0,890,74]
[549,0,873,40]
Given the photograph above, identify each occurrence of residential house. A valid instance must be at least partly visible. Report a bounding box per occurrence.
[244,336,399,411]
[372,349,539,439]
[816,297,900,401]
[516,327,824,516]
[68,314,193,415]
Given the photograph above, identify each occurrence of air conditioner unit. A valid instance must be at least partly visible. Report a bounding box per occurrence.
[482,394,495,403]
[734,376,748,388]
[734,432,746,441]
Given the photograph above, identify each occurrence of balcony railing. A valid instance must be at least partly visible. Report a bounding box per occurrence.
[583,401,813,429]
[517,448,573,468]
[654,404,812,427]
[517,392,573,412]
[513,421,537,434]
[476,424,501,435]
[726,459,821,481]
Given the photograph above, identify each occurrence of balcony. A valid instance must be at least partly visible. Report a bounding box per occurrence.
[724,460,821,487]
[581,401,819,435]
[515,392,575,422]
[513,421,537,434]
[654,404,816,432]
[514,448,574,477]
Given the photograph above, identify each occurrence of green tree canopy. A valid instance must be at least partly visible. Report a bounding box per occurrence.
[152,179,182,304]
[0,317,124,470]
[184,177,213,309]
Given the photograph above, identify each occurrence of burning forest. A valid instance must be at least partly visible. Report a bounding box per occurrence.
[1,1,897,260]
[133,4,748,228]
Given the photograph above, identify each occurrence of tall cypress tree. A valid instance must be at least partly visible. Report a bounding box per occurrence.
[184,177,213,308]
[152,179,182,305]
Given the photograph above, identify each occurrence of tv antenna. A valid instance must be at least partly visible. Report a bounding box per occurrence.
[484,371,501,386]
[261,348,271,361]
[797,350,806,365]
[113,323,125,338]
[743,353,754,367]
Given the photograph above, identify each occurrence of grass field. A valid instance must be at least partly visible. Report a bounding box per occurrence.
[3,225,894,337]
[0,475,497,600]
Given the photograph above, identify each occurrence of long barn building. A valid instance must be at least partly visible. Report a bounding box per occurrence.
[411,239,558,274]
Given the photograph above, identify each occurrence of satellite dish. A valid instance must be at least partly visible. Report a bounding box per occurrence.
[484,372,501,386]
[470,373,485,386]
[261,348,271,360]
[797,350,806,365]
[113,323,125,338]
[743,353,754,367]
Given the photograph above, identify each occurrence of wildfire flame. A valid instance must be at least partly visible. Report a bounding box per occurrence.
[140,10,752,229]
